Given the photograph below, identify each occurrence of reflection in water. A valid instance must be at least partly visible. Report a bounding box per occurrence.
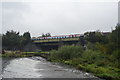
[2,57,97,78]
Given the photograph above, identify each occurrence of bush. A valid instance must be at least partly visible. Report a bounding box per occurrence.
[82,50,104,64]
[86,42,97,50]
[77,64,86,70]
[49,50,58,61]
[64,60,72,65]
[110,49,120,68]
[95,42,108,54]
[50,45,84,61]
[49,43,120,80]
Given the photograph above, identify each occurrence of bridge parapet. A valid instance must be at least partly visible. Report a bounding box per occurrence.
[32,34,82,51]
[33,37,79,43]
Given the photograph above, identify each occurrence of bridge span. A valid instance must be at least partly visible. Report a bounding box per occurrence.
[32,35,85,51]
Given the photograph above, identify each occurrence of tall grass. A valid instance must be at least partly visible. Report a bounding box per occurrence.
[49,45,120,80]
[50,45,84,61]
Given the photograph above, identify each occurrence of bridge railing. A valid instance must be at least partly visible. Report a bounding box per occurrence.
[33,37,79,43]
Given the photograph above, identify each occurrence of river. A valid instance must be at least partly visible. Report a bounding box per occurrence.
[2,57,99,79]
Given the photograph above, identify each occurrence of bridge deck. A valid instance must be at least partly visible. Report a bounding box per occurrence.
[33,38,79,43]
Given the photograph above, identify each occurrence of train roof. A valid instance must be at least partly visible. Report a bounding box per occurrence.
[32,34,82,39]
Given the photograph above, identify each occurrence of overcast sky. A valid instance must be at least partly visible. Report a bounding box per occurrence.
[1,0,119,37]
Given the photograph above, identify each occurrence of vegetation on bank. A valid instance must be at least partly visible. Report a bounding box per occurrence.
[48,25,120,80]
[49,45,120,80]
[1,51,49,58]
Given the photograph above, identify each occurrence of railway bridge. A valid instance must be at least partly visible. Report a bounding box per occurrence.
[32,35,85,51]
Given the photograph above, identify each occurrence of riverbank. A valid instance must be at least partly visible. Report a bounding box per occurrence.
[47,45,120,80]
[1,51,49,58]
[1,49,120,80]
[2,58,15,71]
[48,59,120,80]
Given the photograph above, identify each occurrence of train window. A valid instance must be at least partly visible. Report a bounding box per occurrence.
[71,35,73,38]
[69,35,71,38]
[66,36,68,38]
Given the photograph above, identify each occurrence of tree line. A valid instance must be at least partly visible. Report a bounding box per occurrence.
[2,30,31,50]
[83,24,120,55]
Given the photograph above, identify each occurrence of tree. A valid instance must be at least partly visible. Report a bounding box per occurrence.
[109,25,120,48]
[2,30,21,50]
[2,30,32,50]
[22,32,31,45]
[42,33,51,37]
[104,24,120,54]
[84,31,108,44]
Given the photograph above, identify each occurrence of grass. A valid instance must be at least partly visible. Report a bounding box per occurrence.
[48,45,120,80]
[1,52,25,58]
[62,59,120,80]
[1,51,49,58]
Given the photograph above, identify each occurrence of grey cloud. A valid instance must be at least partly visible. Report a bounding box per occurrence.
[2,2,118,37]
[2,2,30,33]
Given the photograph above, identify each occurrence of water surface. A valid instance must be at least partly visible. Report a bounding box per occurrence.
[2,57,97,78]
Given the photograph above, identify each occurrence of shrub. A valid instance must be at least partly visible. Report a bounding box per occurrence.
[50,45,84,61]
[110,49,120,68]
[86,42,97,50]
[77,64,86,70]
[64,60,72,65]
[95,42,108,54]
[49,50,58,61]
[82,50,104,64]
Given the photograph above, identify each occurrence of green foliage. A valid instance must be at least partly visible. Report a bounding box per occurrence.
[64,60,72,65]
[49,50,58,61]
[42,33,51,37]
[77,64,86,70]
[109,25,120,48]
[112,49,120,61]
[2,30,21,50]
[86,42,97,50]
[77,64,120,80]
[2,51,48,58]
[107,25,120,54]
[110,49,120,68]
[48,25,120,80]
[2,51,23,58]
[50,45,84,60]
[82,50,104,64]
[70,58,83,66]
[95,42,109,54]
[2,30,31,50]
[49,45,120,80]
[22,32,31,45]
[84,31,108,44]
